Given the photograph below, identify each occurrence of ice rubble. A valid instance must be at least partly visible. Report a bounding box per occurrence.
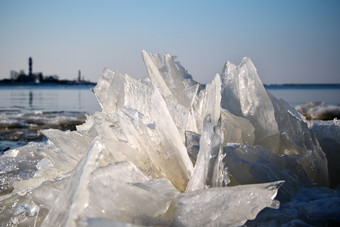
[296,101,340,120]
[0,50,338,226]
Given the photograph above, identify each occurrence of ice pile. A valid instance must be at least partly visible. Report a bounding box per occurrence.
[296,101,340,120]
[0,51,338,226]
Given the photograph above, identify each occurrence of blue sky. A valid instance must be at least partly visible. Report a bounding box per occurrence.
[1,0,339,84]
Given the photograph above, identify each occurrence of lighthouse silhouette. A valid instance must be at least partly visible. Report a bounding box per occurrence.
[29,57,33,76]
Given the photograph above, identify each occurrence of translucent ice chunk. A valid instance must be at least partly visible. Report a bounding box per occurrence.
[81,170,177,226]
[41,129,93,175]
[309,120,340,187]
[221,57,280,152]
[42,129,91,161]
[163,73,221,139]
[141,50,173,98]
[142,50,199,108]
[94,72,194,190]
[132,178,180,200]
[89,112,155,175]
[31,178,67,209]
[42,137,104,227]
[94,69,153,115]
[223,144,313,201]
[220,108,255,146]
[164,98,198,141]
[91,161,151,184]
[44,160,178,226]
[186,115,226,191]
[193,73,222,133]
[174,181,283,227]
[117,101,193,191]
[268,94,329,187]
[93,69,125,112]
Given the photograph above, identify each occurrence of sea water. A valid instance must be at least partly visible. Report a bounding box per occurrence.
[0,85,101,113]
[267,86,340,106]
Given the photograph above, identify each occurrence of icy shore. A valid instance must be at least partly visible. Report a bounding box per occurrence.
[0,110,86,154]
[0,51,339,226]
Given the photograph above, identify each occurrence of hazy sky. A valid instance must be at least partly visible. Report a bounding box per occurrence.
[1,0,339,84]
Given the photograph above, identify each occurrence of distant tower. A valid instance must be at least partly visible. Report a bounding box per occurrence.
[78,70,81,82]
[29,57,33,76]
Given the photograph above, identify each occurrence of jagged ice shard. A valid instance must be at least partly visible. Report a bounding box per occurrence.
[0,50,337,226]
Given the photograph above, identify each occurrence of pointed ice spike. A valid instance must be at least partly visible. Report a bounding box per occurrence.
[93,69,126,113]
[142,50,173,97]
[142,50,199,108]
[221,57,280,152]
[92,68,113,110]
[192,73,222,133]
[186,115,225,191]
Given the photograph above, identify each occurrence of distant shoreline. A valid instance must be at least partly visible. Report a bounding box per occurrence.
[0,80,96,88]
[1,81,340,89]
[264,83,340,89]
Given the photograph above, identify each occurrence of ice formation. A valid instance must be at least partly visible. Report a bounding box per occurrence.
[0,51,339,226]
